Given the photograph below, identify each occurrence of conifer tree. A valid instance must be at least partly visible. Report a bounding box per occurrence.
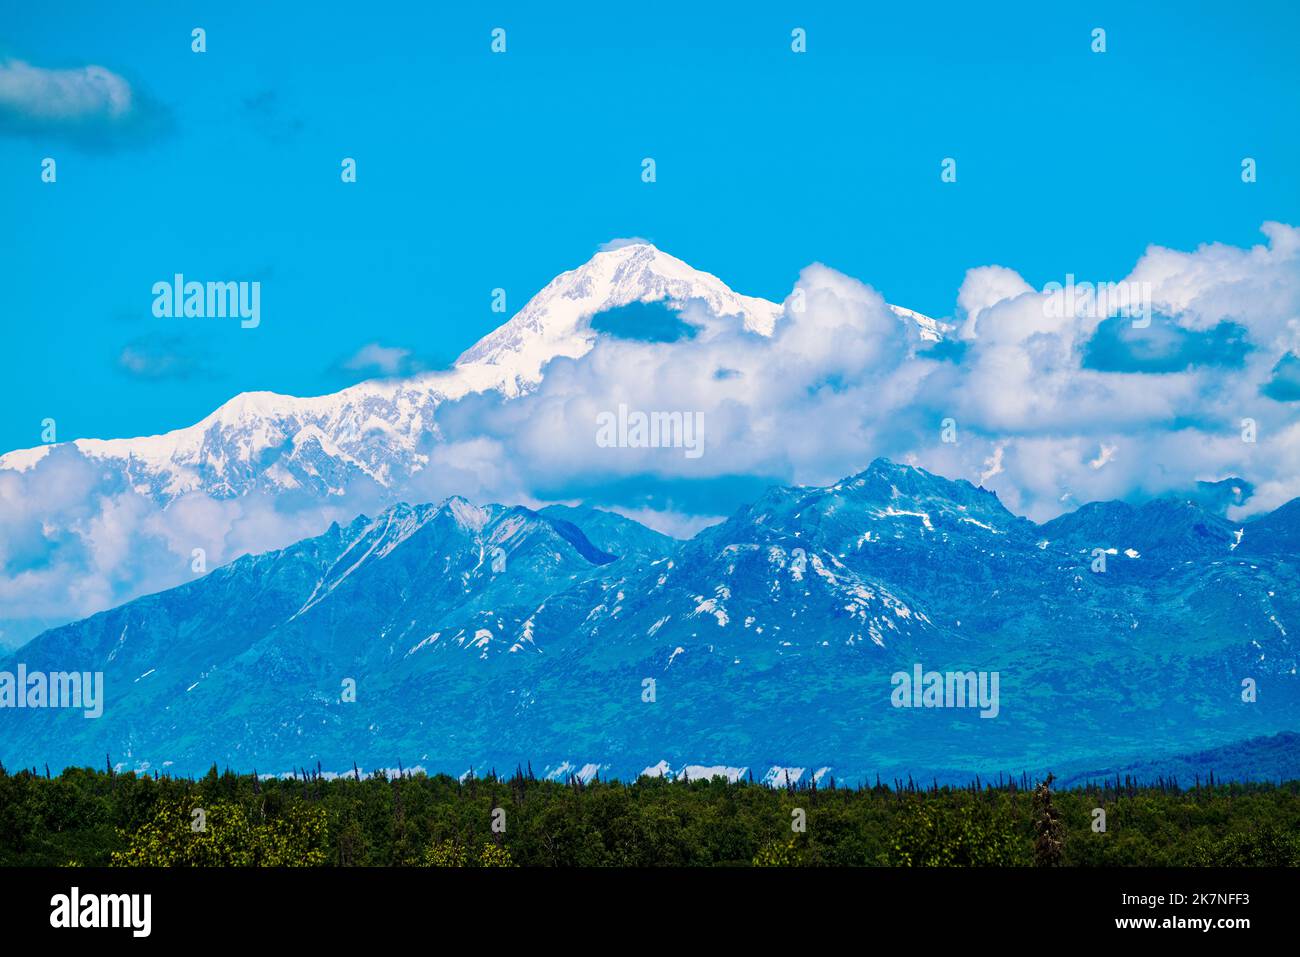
[1031,773,1064,867]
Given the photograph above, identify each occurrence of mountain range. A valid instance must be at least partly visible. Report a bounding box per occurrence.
[0,241,953,651]
[2,242,1296,785]
[4,458,1297,785]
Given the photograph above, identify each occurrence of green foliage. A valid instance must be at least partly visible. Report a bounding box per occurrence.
[0,762,1296,867]
[1184,822,1300,867]
[477,842,517,867]
[110,799,328,867]
[420,838,516,867]
[423,839,469,867]
[753,837,800,866]
[887,798,1024,866]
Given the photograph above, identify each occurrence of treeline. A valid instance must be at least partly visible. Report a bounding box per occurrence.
[1,762,1297,867]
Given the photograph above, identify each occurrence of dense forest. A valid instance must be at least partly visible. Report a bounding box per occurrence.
[1,762,1297,867]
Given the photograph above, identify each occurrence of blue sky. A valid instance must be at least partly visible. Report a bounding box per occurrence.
[2,0,1298,456]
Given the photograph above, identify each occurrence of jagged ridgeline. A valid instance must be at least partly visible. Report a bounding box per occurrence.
[2,459,1298,782]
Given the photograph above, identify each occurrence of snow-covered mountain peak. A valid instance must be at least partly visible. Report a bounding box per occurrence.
[0,244,946,509]
[443,495,490,532]
[453,242,786,391]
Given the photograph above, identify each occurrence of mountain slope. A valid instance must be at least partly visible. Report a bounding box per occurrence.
[3,460,1296,784]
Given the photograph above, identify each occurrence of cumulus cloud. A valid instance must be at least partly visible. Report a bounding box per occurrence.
[0,59,131,119]
[428,222,1300,525]
[0,58,167,147]
[1129,221,1300,350]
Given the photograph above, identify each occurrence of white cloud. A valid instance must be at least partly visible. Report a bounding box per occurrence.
[0,59,133,122]
[980,442,1006,484]
[1088,444,1117,470]
[1126,221,1300,350]
[341,342,416,377]
[957,265,1035,339]
[444,223,1300,524]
